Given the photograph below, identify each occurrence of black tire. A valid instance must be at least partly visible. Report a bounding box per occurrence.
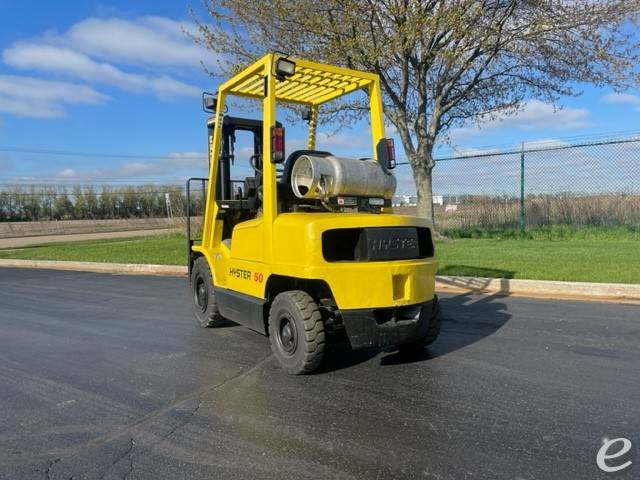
[190,257,224,328]
[399,295,442,352]
[268,291,325,375]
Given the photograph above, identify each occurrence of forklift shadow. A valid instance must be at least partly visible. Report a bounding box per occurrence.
[317,330,380,372]
[379,289,513,366]
[316,289,512,372]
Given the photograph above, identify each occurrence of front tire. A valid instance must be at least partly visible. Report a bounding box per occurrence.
[190,257,224,328]
[268,291,325,374]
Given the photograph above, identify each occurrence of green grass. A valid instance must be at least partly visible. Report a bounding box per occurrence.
[442,224,640,241]
[437,237,639,283]
[0,233,186,266]
[436,225,640,284]
[1,228,638,284]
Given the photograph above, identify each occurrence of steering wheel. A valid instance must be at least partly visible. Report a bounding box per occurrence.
[249,154,262,174]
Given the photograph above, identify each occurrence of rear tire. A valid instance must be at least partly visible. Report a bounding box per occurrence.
[190,257,224,328]
[399,295,442,352]
[268,291,325,374]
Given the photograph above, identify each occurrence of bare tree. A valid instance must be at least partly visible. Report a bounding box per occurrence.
[192,0,640,229]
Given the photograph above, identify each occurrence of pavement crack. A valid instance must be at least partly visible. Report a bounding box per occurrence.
[155,395,203,446]
[140,352,272,453]
[48,353,272,460]
[122,437,135,480]
[45,458,60,480]
[97,437,135,480]
[156,354,270,445]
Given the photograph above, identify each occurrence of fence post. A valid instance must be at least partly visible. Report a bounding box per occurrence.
[519,142,525,234]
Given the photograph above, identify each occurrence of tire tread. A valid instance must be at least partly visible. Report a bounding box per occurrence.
[269,290,325,374]
[191,257,224,328]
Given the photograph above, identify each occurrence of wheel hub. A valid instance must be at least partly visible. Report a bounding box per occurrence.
[194,276,208,312]
[278,316,297,355]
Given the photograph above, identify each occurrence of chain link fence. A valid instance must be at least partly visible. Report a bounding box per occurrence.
[398,135,640,232]
[0,187,187,222]
[1,135,639,233]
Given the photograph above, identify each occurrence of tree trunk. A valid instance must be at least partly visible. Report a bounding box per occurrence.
[408,151,436,232]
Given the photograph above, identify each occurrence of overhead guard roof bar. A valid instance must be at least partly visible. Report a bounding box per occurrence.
[219,55,377,106]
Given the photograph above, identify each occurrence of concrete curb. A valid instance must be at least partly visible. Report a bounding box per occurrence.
[0,259,187,276]
[1,259,638,303]
[435,275,640,303]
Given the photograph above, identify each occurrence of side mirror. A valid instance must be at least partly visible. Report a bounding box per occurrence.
[376,138,396,171]
[202,92,217,112]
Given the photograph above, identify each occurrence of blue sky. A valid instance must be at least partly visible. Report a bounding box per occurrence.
[1,0,639,194]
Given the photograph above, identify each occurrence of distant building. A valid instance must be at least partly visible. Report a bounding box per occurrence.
[392,195,457,207]
[445,204,458,213]
[392,195,417,207]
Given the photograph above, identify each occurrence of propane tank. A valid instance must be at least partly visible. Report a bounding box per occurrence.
[290,155,396,201]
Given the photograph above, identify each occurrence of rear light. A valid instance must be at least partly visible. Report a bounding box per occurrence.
[376,137,396,170]
[385,138,396,169]
[271,126,285,163]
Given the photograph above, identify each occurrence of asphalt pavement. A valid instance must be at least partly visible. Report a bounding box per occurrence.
[0,268,638,479]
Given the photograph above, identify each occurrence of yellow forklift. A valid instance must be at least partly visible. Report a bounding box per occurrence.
[186,53,441,374]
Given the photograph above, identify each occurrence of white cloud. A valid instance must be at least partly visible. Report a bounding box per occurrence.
[53,162,164,182]
[286,138,310,152]
[235,146,255,158]
[453,146,502,157]
[50,151,209,183]
[0,15,209,110]
[393,166,417,195]
[56,168,77,178]
[166,151,207,167]
[116,162,166,176]
[316,131,368,149]
[3,43,199,99]
[0,74,107,118]
[60,16,207,67]
[501,100,591,130]
[602,92,640,111]
[449,100,591,143]
[522,138,569,149]
[288,130,370,154]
